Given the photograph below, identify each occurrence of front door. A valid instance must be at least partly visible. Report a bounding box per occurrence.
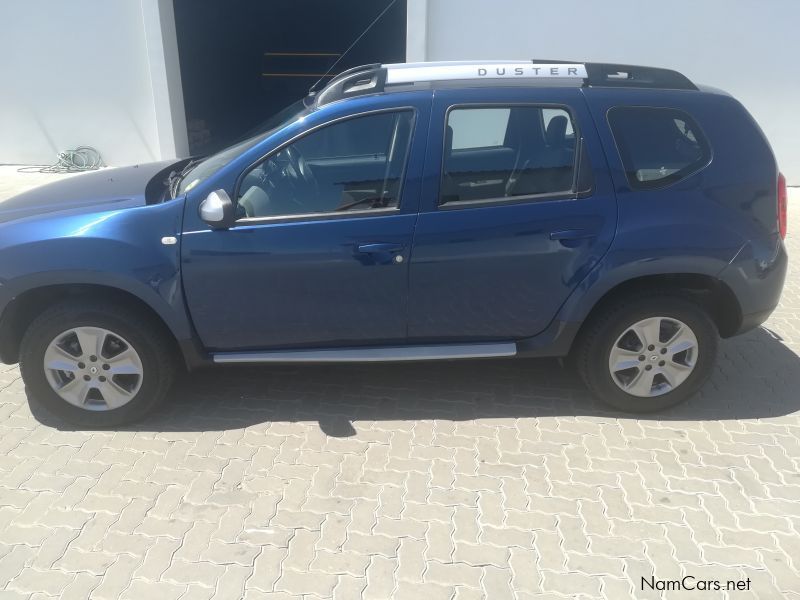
[181,105,427,351]
[408,87,617,341]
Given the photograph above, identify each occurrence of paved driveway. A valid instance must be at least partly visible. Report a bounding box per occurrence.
[1,172,799,599]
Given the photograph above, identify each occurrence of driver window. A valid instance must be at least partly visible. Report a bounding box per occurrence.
[238,110,414,219]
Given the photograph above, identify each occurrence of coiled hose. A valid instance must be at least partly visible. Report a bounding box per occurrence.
[17,146,105,173]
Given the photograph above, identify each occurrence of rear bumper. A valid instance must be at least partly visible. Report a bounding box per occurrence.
[718,235,787,336]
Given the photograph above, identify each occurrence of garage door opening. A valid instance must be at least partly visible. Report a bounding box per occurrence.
[173,0,407,155]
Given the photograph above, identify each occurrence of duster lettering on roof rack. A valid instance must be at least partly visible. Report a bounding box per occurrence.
[472,64,587,79]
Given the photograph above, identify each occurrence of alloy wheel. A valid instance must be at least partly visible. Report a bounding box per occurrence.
[607,316,698,397]
[42,327,144,411]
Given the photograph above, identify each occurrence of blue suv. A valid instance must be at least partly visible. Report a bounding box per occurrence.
[0,61,788,426]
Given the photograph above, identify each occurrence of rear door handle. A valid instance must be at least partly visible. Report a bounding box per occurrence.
[357,242,404,254]
[549,229,597,241]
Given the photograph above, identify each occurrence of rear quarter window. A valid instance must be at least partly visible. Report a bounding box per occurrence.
[608,106,711,190]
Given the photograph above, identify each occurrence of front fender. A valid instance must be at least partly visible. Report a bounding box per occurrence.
[0,200,193,343]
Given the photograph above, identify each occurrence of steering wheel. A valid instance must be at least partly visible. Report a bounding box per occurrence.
[283,146,318,194]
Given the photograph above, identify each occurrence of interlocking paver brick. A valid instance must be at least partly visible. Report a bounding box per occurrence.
[201,541,259,567]
[424,560,482,588]
[331,575,367,599]
[393,581,454,600]
[274,568,338,597]
[55,548,116,575]
[31,528,80,570]
[396,538,427,583]
[173,521,217,562]
[349,498,379,534]
[1,176,799,598]
[120,579,185,600]
[373,516,427,540]
[6,567,73,596]
[424,521,454,562]
[363,555,398,599]
[163,559,226,588]
[344,531,400,558]
[481,564,514,599]
[89,554,140,600]
[481,524,532,548]
[58,573,102,600]
[310,549,370,576]
[210,564,252,600]
[133,537,181,581]
[453,541,509,567]
[248,546,287,592]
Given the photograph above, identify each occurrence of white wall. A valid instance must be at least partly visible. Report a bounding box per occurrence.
[410,0,800,183]
[0,0,187,167]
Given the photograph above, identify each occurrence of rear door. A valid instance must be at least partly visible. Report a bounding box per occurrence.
[407,87,617,341]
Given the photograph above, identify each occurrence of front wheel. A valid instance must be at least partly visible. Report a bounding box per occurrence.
[575,293,718,412]
[19,301,176,427]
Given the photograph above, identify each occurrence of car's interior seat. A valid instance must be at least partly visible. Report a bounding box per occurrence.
[545,116,570,162]
[238,184,272,218]
[440,125,458,203]
[543,115,575,191]
[507,115,575,196]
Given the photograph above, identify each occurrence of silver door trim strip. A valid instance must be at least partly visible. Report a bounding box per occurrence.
[212,343,517,364]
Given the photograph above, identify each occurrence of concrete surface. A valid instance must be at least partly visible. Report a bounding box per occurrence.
[1,170,799,599]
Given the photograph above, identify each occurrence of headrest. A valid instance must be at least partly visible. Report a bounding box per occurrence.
[546,116,568,148]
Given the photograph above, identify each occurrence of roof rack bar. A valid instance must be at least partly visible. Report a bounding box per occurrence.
[327,63,382,85]
[584,62,697,90]
[313,60,697,106]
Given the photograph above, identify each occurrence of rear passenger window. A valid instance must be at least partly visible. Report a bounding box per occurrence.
[448,108,510,149]
[608,106,711,190]
[441,106,579,205]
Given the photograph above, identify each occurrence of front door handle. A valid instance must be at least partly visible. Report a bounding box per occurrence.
[357,242,404,254]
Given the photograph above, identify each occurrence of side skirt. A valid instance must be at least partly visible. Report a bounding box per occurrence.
[212,342,517,364]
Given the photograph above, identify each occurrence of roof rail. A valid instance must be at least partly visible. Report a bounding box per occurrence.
[313,60,697,106]
[314,63,386,106]
[583,63,697,90]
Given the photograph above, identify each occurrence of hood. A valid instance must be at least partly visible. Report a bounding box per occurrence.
[0,160,183,224]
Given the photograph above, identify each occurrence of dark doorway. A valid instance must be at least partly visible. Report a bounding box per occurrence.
[173,0,407,155]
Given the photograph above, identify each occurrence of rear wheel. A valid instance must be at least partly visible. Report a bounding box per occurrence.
[575,293,718,412]
[19,301,175,427]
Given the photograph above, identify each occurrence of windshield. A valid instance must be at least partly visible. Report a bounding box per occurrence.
[177,99,310,195]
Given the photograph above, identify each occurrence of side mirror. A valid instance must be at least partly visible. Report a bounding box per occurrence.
[199,189,235,229]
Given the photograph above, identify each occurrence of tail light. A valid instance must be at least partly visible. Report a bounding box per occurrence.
[778,172,788,239]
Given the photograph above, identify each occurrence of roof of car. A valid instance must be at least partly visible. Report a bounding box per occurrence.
[312,60,698,107]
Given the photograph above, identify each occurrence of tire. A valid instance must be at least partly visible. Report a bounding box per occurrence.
[19,300,176,427]
[575,292,718,412]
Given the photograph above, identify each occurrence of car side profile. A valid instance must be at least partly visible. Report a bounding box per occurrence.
[0,61,788,426]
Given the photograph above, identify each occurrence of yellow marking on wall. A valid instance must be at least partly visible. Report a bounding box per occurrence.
[264,52,341,57]
[261,73,336,77]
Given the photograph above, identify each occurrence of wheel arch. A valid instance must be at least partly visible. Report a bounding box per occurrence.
[571,272,743,348]
[0,282,196,367]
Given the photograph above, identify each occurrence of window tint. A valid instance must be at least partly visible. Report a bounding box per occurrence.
[237,111,414,219]
[608,106,711,190]
[296,113,399,159]
[441,106,578,205]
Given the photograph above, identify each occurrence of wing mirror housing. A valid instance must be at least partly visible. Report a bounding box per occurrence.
[199,189,235,229]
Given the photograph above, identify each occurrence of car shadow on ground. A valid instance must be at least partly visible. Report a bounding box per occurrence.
[32,326,800,436]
